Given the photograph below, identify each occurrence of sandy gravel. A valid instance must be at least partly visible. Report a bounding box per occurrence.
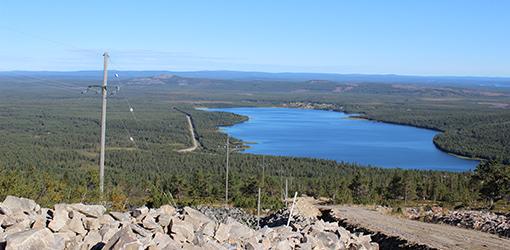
[318,205,510,250]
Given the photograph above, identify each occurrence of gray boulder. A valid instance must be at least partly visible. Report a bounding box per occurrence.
[110,211,132,223]
[67,216,87,236]
[70,203,106,218]
[48,208,69,233]
[2,196,37,214]
[103,226,142,250]
[4,227,58,250]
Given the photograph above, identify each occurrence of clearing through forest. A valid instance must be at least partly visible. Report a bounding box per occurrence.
[177,114,199,152]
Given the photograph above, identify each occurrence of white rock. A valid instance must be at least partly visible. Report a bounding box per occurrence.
[110,211,131,222]
[3,196,37,214]
[226,217,258,242]
[67,217,87,236]
[103,226,140,250]
[4,220,31,234]
[132,206,149,218]
[68,210,86,220]
[183,206,211,225]
[130,223,151,238]
[142,216,159,230]
[48,209,69,232]
[171,223,194,243]
[83,217,101,231]
[98,214,116,224]
[82,230,102,249]
[70,203,106,218]
[5,227,57,250]
[201,221,217,238]
[2,209,28,228]
[200,240,224,250]
[0,205,12,216]
[214,222,230,243]
[158,205,176,216]
[315,231,339,249]
[272,239,292,250]
[157,212,173,228]
[53,232,72,250]
[99,223,120,243]
[153,231,173,248]
[29,214,47,229]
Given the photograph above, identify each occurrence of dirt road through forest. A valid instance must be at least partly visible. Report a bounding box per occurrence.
[317,205,510,250]
[177,114,198,152]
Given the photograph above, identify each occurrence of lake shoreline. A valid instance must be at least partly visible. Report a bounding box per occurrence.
[204,107,478,172]
[294,107,482,164]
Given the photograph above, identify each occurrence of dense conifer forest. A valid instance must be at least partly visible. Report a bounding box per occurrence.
[0,73,509,212]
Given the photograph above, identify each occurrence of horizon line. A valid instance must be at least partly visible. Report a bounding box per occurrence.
[1,69,510,79]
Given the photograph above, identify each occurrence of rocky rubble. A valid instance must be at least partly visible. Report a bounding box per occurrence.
[261,198,323,229]
[195,206,257,228]
[425,210,510,238]
[0,195,379,249]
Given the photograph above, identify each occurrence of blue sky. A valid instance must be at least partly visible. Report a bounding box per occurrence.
[1,1,509,77]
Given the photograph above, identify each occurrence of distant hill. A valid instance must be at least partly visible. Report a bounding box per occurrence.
[122,74,510,99]
[1,70,509,87]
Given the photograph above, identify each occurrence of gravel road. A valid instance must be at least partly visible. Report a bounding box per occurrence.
[177,114,199,152]
[318,205,510,250]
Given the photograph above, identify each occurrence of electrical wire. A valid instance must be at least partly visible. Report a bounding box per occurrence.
[0,25,102,56]
[109,70,172,185]
[1,71,83,93]
[1,25,179,204]
[108,102,160,182]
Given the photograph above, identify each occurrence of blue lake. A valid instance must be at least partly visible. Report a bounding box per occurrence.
[206,107,478,172]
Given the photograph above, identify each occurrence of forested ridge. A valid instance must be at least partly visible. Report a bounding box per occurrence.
[0,73,509,212]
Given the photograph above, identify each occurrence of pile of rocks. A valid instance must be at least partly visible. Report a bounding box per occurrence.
[261,197,323,228]
[426,210,510,238]
[195,206,257,228]
[0,195,379,249]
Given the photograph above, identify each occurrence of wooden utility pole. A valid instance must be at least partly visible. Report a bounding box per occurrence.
[289,173,295,190]
[257,187,261,229]
[277,165,285,200]
[257,155,269,187]
[99,52,108,202]
[81,52,118,204]
[285,179,288,207]
[226,134,229,204]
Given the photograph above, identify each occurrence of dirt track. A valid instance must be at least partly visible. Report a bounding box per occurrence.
[177,114,199,152]
[317,205,510,250]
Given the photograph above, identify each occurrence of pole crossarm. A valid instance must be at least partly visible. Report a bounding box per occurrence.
[82,85,119,95]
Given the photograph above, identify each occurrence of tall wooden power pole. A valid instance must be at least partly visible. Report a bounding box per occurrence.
[226,134,229,204]
[99,52,108,202]
[81,52,118,204]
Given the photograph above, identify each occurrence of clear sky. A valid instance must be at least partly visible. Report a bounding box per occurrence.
[1,1,509,77]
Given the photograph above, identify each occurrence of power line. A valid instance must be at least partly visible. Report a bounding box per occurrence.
[109,103,160,182]
[1,71,83,93]
[0,25,102,56]
[1,25,180,204]
[106,66,178,203]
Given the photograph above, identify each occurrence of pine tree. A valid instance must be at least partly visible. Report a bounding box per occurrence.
[473,160,510,207]
[348,171,369,204]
